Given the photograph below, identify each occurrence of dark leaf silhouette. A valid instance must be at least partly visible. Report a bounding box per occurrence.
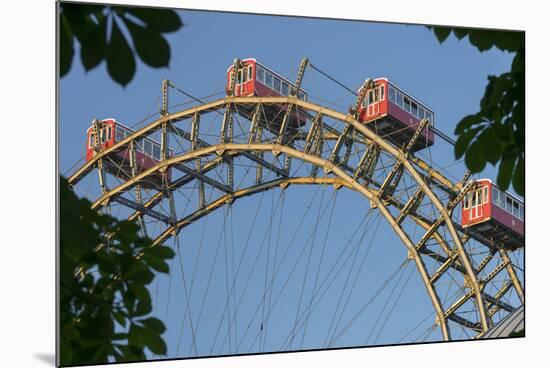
[123,17,171,68]
[60,3,183,86]
[127,7,183,33]
[59,176,175,365]
[428,26,524,196]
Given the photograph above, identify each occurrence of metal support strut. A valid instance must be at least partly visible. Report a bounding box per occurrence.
[276,58,309,147]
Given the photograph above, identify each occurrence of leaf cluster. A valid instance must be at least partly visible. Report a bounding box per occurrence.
[60,176,175,365]
[60,3,183,86]
[427,26,525,195]
[508,328,525,338]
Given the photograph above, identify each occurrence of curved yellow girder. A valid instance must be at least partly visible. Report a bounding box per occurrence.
[83,142,453,339]
[68,95,524,338]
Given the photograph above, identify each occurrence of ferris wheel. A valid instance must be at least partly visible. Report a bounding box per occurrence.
[67,57,524,358]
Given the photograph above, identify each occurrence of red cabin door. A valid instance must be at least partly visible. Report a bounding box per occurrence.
[237,68,244,95]
[237,65,251,95]
[469,188,484,221]
[367,88,380,117]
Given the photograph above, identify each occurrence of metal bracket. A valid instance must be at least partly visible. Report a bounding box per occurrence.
[352,79,372,120]
[354,142,379,183]
[404,118,429,153]
[160,79,170,116]
[276,58,309,147]
[329,121,353,164]
[304,112,322,154]
[396,187,425,225]
[416,180,475,251]
[255,126,264,184]
[248,104,261,144]
[190,113,205,207]
[378,160,405,199]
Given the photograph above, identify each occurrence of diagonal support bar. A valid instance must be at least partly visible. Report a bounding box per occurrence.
[173,163,232,193]
[276,58,309,146]
[430,250,460,284]
[499,249,524,304]
[304,112,322,153]
[378,160,405,199]
[396,187,425,225]
[248,103,261,144]
[416,180,475,251]
[190,113,205,207]
[448,314,482,331]
[354,143,379,182]
[329,122,353,164]
[113,196,173,224]
[291,57,309,97]
[404,118,429,153]
[171,124,287,178]
[352,79,373,120]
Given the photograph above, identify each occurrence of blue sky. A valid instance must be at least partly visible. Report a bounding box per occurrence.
[60,8,516,361]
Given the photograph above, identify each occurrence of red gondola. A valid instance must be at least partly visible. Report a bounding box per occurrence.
[461,179,524,250]
[85,118,172,188]
[226,58,308,133]
[357,78,435,152]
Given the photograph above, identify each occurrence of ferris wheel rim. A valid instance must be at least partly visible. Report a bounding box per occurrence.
[68,96,524,344]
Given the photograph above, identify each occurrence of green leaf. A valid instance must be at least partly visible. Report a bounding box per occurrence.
[500,91,514,114]
[495,32,524,52]
[482,127,503,166]
[512,156,524,196]
[106,20,135,86]
[115,221,141,243]
[483,74,513,111]
[133,298,153,317]
[139,317,166,334]
[468,30,494,52]
[80,14,106,71]
[61,4,99,42]
[464,138,486,173]
[112,333,128,341]
[132,325,167,356]
[493,120,513,142]
[511,103,525,132]
[59,338,73,365]
[97,251,117,274]
[114,344,142,362]
[511,50,525,73]
[72,344,105,365]
[513,125,524,148]
[60,14,74,77]
[80,314,113,340]
[113,311,127,328]
[508,328,525,338]
[129,269,155,285]
[455,113,482,134]
[144,244,175,259]
[126,8,183,33]
[123,18,171,68]
[143,331,167,355]
[118,253,135,274]
[453,28,468,40]
[59,176,173,365]
[143,254,170,273]
[123,289,136,313]
[433,26,452,43]
[128,324,145,349]
[424,19,524,204]
[128,281,150,300]
[497,151,516,190]
[454,126,483,159]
